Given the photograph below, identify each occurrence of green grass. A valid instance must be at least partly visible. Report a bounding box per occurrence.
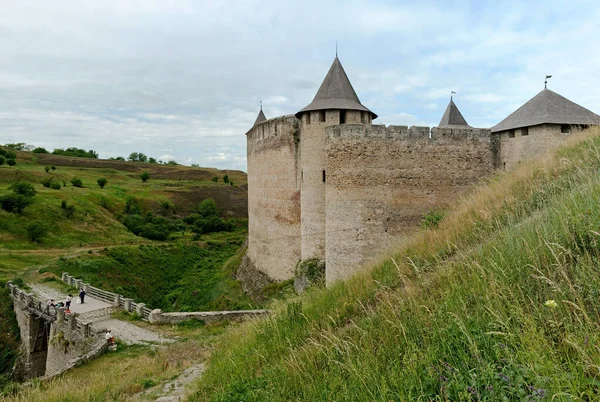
[0,282,20,391]
[191,129,600,400]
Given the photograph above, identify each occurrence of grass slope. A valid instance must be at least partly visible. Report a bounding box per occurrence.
[193,128,600,401]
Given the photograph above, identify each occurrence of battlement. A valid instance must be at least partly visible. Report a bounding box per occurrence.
[246,114,298,139]
[326,124,491,141]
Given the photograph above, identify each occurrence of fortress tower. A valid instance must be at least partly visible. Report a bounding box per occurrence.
[244,58,599,290]
[295,57,377,262]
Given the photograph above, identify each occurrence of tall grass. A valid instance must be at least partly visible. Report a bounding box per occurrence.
[193,128,600,400]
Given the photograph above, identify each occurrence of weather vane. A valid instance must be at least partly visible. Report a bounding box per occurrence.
[451,90,456,100]
[545,75,552,89]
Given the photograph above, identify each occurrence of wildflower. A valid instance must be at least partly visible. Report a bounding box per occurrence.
[467,386,478,396]
[544,299,558,308]
[498,373,510,382]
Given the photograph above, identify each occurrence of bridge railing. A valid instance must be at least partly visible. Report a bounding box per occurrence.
[6,281,95,339]
[60,272,270,324]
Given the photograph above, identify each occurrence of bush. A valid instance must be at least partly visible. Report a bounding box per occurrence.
[0,155,5,165]
[223,174,229,184]
[25,222,48,243]
[41,177,53,188]
[45,166,50,173]
[0,194,33,214]
[140,172,150,182]
[71,177,83,187]
[52,147,98,158]
[51,165,56,171]
[6,158,16,166]
[64,204,75,218]
[0,148,17,159]
[32,147,49,154]
[50,181,61,190]
[124,197,142,215]
[97,177,108,189]
[9,181,36,197]
[61,200,67,209]
[197,198,219,218]
[212,177,218,183]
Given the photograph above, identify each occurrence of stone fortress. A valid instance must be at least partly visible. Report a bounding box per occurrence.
[245,56,600,287]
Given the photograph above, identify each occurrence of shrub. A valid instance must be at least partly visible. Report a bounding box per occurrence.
[6,158,16,166]
[25,222,48,243]
[0,148,17,159]
[9,181,36,197]
[230,181,234,186]
[0,194,33,214]
[0,155,5,165]
[71,177,83,187]
[32,147,49,154]
[197,198,219,218]
[124,197,142,215]
[97,177,108,189]
[45,166,50,173]
[51,165,56,171]
[41,177,53,188]
[10,277,25,288]
[64,205,75,218]
[50,181,61,190]
[52,147,98,158]
[61,200,67,209]
[223,174,229,184]
[140,172,150,182]
[211,177,218,183]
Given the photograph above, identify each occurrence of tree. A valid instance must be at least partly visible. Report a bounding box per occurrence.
[32,147,49,154]
[71,177,83,187]
[0,155,6,165]
[97,178,108,189]
[25,222,48,243]
[148,157,157,164]
[9,181,36,197]
[140,172,150,182]
[128,152,139,162]
[6,159,16,166]
[211,177,219,183]
[138,153,148,163]
[223,174,229,184]
[0,194,33,214]
[197,198,219,218]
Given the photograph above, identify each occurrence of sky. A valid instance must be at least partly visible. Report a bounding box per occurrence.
[1,0,599,171]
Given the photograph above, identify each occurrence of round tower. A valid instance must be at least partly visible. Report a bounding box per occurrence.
[295,56,377,263]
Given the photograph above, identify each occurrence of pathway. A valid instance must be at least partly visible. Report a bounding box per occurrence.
[29,283,172,345]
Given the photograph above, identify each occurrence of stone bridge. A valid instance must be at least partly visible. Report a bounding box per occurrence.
[7,282,108,380]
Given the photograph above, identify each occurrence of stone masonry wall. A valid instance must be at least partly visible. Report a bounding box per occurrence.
[497,124,581,170]
[246,115,302,280]
[325,124,497,285]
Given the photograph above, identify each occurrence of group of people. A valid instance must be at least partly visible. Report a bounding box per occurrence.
[46,288,87,314]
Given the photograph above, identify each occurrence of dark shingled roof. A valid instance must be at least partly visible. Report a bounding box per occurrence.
[438,98,470,128]
[296,57,377,119]
[253,108,267,126]
[492,89,600,133]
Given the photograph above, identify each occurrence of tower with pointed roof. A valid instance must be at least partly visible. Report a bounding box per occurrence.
[492,88,600,169]
[295,56,377,264]
[438,97,470,128]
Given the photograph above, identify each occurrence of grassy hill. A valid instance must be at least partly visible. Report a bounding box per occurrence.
[0,150,255,392]
[189,128,600,400]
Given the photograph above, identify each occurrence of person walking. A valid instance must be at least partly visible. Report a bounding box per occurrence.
[105,329,114,345]
[65,294,72,310]
[79,288,86,304]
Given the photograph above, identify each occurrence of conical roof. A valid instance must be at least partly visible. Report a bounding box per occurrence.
[492,89,600,133]
[253,107,267,126]
[296,57,377,119]
[438,98,470,128]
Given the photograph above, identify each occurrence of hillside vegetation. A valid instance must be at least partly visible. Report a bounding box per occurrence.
[191,128,600,400]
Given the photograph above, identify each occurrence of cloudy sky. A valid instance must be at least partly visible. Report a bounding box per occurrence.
[1,0,599,171]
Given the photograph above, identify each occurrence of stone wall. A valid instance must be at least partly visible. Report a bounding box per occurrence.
[246,115,302,280]
[147,309,269,324]
[324,124,497,284]
[496,123,581,170]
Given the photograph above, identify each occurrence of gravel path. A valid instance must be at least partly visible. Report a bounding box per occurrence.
[29,283,172,346]
[94,318,173,345]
